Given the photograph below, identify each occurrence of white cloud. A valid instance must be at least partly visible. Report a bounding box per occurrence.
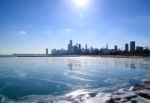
[19,31,27,34]
[11,30,27,35]
[65,28,73,33]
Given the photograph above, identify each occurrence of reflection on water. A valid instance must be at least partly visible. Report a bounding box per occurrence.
[67,59,82,70]
[68,62,73,70]
[130,63,136,69]
[0,57,149,101]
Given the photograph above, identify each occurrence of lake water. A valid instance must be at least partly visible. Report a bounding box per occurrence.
[0,57,150,102]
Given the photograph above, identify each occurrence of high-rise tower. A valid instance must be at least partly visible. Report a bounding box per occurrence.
[130,41,135,53]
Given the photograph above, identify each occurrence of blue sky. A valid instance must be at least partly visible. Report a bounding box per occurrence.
[0,0,150,54]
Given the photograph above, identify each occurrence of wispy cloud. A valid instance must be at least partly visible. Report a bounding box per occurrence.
[19,31,27,34]
[11,30,27,35]
[64,28,73,33]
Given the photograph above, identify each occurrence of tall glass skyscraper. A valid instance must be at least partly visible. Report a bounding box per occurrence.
[130,41,135,53]
[125,43,129,52]
[68,40,74,54]
[46,48,48,55]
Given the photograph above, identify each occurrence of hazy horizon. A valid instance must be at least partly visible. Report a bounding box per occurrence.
[0,0,150,54]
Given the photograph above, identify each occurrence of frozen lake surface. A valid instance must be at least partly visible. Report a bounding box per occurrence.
[0,57,150,102]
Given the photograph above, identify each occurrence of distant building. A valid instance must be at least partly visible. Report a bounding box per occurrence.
[89,47,94,54]
[130,41,135,53]
[106,44,108,50]
[100,48,114,54]
[85,44,88,54]
[51,48,67,55]
[81,48,85,54]
[85,44,87,50]
[68,40,74,54]
[74,44,78,54]
[51,49,56,55]
[136,46,143,52]
[114,45,117,52]
[125,43,129,52]
[78,44,81,54]
[46,48,48,55]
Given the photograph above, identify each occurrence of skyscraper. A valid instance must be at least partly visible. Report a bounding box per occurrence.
[74,45,78,54]
[114,45,117,52]
[130,41,135,53]
[85,44,88,54]
[46,48,48,55]
[69,40,72,46]
[68,40,74,54]
[85,44,87,50]
[79,44,81,54]
[125,43,129,52]
[106,44,108,49]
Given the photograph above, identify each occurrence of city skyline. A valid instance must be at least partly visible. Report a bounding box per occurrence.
[0,0,150,54]
[1,39,149,55]
[51,40,148,55]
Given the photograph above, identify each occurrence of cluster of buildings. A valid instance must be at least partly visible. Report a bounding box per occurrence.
[49,40,148,55]
[51,40,98,55]
[9,40,149,57]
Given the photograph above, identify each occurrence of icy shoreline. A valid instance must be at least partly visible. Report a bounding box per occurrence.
[0,79,150,103]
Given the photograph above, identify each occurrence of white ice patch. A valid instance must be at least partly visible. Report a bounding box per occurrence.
[70,75,94,82]
[65,89,91,98]
[104,78,119,84]
[36,78,73,88]
[14,70,26,78]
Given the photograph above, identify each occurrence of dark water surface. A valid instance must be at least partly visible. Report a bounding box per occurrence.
[0,57,150,102]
